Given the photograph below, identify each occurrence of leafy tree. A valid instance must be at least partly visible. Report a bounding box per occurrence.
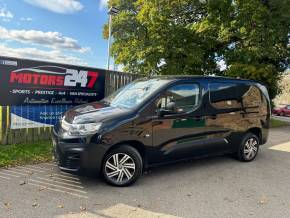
[104,0,290,100]
[195,0,290,99]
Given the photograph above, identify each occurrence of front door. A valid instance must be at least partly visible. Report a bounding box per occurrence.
[151,82,207,163]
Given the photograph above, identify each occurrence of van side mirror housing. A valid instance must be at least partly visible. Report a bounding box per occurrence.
[166,101,176,111]
[157,102,176,116]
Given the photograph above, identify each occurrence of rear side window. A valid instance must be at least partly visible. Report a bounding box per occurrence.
[209,83,241,109]
[242,86,262,108]
[209,82,263,110]
[210,83,236,102]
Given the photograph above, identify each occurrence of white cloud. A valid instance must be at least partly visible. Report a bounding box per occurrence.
[24,0,83,14]
[20,17,33,22]
[0,5,13,22]
[0,44,87,66]
[99,0,108,10]
[0,26,89,53]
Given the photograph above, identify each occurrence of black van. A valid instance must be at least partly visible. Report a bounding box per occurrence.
[52,76,270,186]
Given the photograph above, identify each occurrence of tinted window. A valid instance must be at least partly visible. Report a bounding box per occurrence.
[242,85,262,108]
[287,105,290,109]
[210,83,236,103]
[210,82,263,110]
[209,83,241,109]
[157,83,200,113]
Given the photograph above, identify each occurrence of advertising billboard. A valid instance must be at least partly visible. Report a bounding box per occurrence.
[0,56,105,105]
[0,56,106,129]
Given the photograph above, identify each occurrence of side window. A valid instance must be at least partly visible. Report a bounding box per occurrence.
[156,83,200,114]
[209,82,241,109]
[287,106,290,110]
[242,85,262,108]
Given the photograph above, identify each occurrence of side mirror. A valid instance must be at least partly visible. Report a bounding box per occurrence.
[167,101,176,111]
[157,102,176,117]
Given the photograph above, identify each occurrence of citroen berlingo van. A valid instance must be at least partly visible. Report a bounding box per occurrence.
[53,76,270,186]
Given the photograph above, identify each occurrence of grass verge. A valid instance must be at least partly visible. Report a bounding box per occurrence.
[0,140,52,168]
[270,118,290,128]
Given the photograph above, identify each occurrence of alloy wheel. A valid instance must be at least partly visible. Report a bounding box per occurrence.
[243,137,258,160]
[104,153,136,184]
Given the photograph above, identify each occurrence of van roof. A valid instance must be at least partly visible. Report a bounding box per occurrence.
[146,75,260,84]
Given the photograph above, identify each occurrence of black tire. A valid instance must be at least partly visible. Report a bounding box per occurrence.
[102,145,142,186]
[237,133,260,162]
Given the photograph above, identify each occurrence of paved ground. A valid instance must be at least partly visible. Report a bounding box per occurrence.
[1,127,290,218]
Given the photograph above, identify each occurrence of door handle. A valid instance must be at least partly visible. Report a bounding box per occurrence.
[194,116,202,121]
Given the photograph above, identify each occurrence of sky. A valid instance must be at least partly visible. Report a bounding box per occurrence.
[0,0,110,69]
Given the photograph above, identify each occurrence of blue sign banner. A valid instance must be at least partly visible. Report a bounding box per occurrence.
[10,105,72,129]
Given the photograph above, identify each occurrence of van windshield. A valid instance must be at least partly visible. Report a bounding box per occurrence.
[103,78,170,109]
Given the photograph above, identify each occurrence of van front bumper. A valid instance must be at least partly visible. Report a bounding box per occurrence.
[52,131,108,174]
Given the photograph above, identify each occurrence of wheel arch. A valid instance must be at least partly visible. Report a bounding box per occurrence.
[248,127,262,142]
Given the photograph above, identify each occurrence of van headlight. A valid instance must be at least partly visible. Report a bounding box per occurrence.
[62,121,102,136]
